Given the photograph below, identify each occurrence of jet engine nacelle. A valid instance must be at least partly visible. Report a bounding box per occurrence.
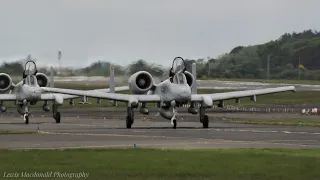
[0,73,13,92]
[128,71,154,94]
[184,71,194,88]
[0,105,6,112]
[36,73,49,87]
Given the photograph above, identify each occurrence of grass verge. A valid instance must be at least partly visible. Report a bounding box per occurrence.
[199,77,320,85]
[0,148,319,179]
[231,120,320,127]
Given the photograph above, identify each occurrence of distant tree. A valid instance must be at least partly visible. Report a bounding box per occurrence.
[230,46,244,54]
[0,61,24,75]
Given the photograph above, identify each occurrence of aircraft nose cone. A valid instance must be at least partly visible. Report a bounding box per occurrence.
[177,91,190,103]
[31,89,41,98]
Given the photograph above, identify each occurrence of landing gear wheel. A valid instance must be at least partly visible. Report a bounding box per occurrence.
[126,116,133,128]
[54,112,61,123]
[172,119,177,129]
[24,114,29,124]
[202,115,209,128]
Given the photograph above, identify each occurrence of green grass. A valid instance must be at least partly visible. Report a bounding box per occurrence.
[232,120,320,127]
[0,130,37,134]
[199,77,320,85]
[0,148,319,179]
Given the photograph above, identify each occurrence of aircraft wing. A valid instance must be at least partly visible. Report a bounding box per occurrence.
[41,87,161,103]
[90,86,129,93]
[42,86,295,105]
[41,93,79,101]
[0,94,17,101]
[191,86,296,102]
[0,93,77,102]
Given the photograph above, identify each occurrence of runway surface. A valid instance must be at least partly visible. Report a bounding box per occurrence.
[0,109,319,150]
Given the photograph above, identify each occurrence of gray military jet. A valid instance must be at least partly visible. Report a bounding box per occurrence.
[41,57,296,129]
[0,60,77,124]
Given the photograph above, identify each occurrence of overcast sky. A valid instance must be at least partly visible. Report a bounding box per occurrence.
[1,0,319,68]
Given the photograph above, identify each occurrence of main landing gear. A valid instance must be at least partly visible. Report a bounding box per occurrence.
[126,107,134,128]
[199,106,209,128]
[171,119,177,129]
[21,104,30,124]
[171,107,177,129]
[17,103,30,124]
[52,104,61,123]
[23,113,29,124]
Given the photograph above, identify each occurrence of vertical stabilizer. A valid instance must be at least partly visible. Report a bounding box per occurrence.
[50,66,54,88]
[109,65,115,93]
[191,63,197,94]
[109,65,117,106]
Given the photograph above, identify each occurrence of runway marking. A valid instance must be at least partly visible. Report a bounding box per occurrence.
[38,122,320,135]
[39,131,176,139]
[133,130,147,133]
[8,140,320,150]
[269,140,319,142]
[210,128,320,135]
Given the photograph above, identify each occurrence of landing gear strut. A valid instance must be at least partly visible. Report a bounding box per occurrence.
[171,119,177,129]
[23,114,29,124]
[22,105,29,124]
[52,104,61,123]
[171,107,177,129]
[126,107,134,128]
[200,106,209,128]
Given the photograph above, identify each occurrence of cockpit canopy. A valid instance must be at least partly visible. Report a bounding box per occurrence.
[172,72,187,85]
[171,57,186,74]
[23,60,37,79]
[23,75,38,86]
[170,57,186,79]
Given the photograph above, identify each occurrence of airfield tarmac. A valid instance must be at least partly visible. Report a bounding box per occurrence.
[0,109,319,150]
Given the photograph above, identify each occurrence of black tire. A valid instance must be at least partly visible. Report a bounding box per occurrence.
[24,115,29,124]
[173,119,177,129]
[54,112,61,123]
[126,116,132,128]
[202,115,209,128]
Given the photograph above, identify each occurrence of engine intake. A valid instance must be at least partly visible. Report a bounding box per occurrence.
[128,71,154,94]
[36,73,49,87]
[0,73,12,92]
[184,71,194,88]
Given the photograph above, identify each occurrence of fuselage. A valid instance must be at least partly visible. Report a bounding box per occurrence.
[147,78,192,120]
[13,75,42,102]
[151,79,191,104]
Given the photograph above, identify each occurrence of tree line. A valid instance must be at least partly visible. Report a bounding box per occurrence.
[1,29,320,80]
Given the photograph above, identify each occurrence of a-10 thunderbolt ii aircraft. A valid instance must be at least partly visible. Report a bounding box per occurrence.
[41,57,296,129]
[0,60,79,124]
[0,60,131,124]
